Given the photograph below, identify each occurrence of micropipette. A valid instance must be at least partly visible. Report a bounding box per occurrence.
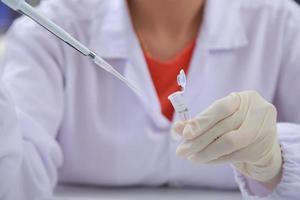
[1,0,140,95]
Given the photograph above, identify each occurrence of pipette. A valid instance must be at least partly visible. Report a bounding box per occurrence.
[1,0,140,95]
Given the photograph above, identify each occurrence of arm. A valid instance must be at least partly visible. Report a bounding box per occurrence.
[234,2,300,199]
[0,3,66,199]
[206,9,300,199]
[234,123,300,199]
[172,2,300,199]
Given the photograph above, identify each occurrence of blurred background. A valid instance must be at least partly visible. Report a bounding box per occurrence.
[0,0,40,59]
[0,0,40,33]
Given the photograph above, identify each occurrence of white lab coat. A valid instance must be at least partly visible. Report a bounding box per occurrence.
[1,0,300,199]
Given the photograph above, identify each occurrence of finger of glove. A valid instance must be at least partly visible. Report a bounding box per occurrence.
[235,100,274,150]
[177,111,242,157]
[205,144,263,165]
[183,93,240,140]
[204,132,271,165]
[172,121,188,136]
[186,130,244,163]
[205,111,271,164]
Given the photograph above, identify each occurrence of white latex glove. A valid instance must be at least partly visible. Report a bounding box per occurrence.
[174,91,282,182]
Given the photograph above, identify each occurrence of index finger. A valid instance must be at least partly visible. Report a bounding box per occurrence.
[183,92,241,140]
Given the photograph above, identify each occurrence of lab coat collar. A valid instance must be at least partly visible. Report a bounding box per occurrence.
[88,0,131,59]
[203,0,248,50]
[87,0,249,127]
[89,0,248,57]
[88,0,171,127]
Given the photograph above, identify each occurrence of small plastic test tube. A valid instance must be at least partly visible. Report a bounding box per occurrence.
[168,91,190,121]
[168,69,190,141]
[168,69,190,121]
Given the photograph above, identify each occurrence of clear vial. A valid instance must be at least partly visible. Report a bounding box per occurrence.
[168,91,190,121]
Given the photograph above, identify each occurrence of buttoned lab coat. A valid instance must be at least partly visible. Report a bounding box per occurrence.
[1,0,300,199]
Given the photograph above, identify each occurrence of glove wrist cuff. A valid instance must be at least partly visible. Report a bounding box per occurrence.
[249,142,283,182]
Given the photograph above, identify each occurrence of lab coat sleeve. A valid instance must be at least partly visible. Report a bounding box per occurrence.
[234,3,300,200]
[234,124,300,200]
[0,2,67,199]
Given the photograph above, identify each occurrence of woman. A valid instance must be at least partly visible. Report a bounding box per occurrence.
[0,0,300,199]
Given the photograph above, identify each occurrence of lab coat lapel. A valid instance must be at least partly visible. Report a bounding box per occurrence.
[204,0,248,50]
[182,0,249,118]
[88,0,250,126]
[88,0,169,128]
[125,34,170,128]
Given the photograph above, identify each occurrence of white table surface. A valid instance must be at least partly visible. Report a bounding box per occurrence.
[43,185,243,200]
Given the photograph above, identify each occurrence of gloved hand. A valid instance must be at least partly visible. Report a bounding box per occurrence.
[174,91,283,182]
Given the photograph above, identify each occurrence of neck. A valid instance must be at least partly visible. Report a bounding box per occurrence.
[127,0,205,60]
[128,0,205,34]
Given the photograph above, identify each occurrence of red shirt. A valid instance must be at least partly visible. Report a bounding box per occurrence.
[144,41,195,121]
